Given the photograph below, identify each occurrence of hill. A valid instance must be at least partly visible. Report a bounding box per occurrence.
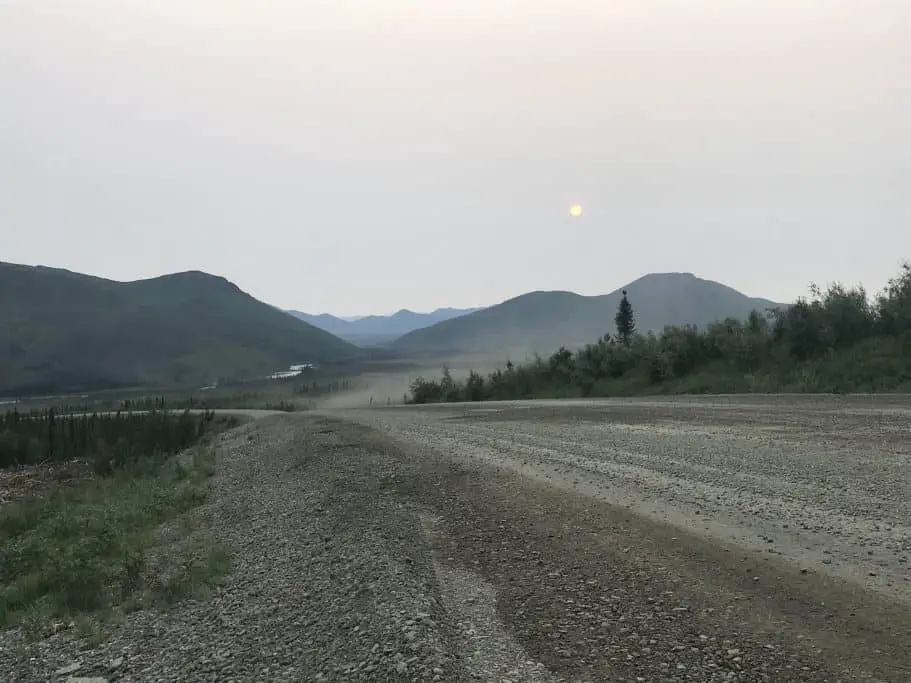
[285,312,355,338]
[287,307,482,346]
[392,273,783,356]
[0,262,357,394]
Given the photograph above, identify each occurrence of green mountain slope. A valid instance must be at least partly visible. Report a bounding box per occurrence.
[392,273,783,356]
[0,262,356,394]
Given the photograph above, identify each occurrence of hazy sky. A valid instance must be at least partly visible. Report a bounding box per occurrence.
[2,1,908,315]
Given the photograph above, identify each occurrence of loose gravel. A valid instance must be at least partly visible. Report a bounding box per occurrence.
[349,395,911,605]
[4,397,911,682]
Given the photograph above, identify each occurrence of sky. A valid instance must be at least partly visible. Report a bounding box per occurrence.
[1,1,908,316]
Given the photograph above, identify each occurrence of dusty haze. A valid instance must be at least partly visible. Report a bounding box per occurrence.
[319,353,509,409]
[1,1,908,315]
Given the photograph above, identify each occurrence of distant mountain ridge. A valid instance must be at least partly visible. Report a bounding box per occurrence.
[0,262,356,394]
[392,273,785,356]
[287,307,483,346]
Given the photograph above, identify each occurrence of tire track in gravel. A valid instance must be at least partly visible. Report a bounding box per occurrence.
[418,512,559,683]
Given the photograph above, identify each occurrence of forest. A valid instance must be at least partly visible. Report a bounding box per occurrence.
[0,408,220,471]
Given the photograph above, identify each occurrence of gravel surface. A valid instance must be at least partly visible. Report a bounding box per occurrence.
[349,395,911,605]
[4,396,911,681]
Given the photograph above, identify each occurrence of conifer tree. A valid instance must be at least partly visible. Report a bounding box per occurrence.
[615,289,635,347]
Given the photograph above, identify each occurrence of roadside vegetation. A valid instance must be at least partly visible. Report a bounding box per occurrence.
[409,262,911,402]
[0,408,236,638]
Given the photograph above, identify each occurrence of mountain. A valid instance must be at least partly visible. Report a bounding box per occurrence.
[285,312,354,337]
[391,273,784,356]
[0,262,357,394]
[287,307,482,346]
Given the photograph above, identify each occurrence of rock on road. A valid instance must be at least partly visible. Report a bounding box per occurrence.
[4,395,911,682]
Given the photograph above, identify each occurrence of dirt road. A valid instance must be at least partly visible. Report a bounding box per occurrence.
[345,395,911,606]
[331,395,911,681]
[6,396,911,681]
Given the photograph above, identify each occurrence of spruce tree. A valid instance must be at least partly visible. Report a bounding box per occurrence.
[615,289,635,347]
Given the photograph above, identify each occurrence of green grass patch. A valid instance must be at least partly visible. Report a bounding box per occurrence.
[0,443,232,636]
[151,543,233,608]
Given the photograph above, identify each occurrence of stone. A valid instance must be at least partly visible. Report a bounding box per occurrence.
[55,663,82,676]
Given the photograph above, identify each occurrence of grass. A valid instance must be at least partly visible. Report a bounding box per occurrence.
[0,442,232,637]
[152,543,232,608]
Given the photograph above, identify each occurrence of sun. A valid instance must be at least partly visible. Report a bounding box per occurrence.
[569,204,583,218]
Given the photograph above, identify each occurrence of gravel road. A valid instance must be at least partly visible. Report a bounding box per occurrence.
[3,396,911,681]
[349,395,911,607]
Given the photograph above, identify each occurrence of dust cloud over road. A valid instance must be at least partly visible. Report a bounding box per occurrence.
[316,356,510,410]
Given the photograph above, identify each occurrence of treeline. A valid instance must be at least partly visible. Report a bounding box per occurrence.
[409,262,911,403]
[15,396,220,416]
[0,408,220,472]
[68,379,355,413]
[17,378,361,417]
